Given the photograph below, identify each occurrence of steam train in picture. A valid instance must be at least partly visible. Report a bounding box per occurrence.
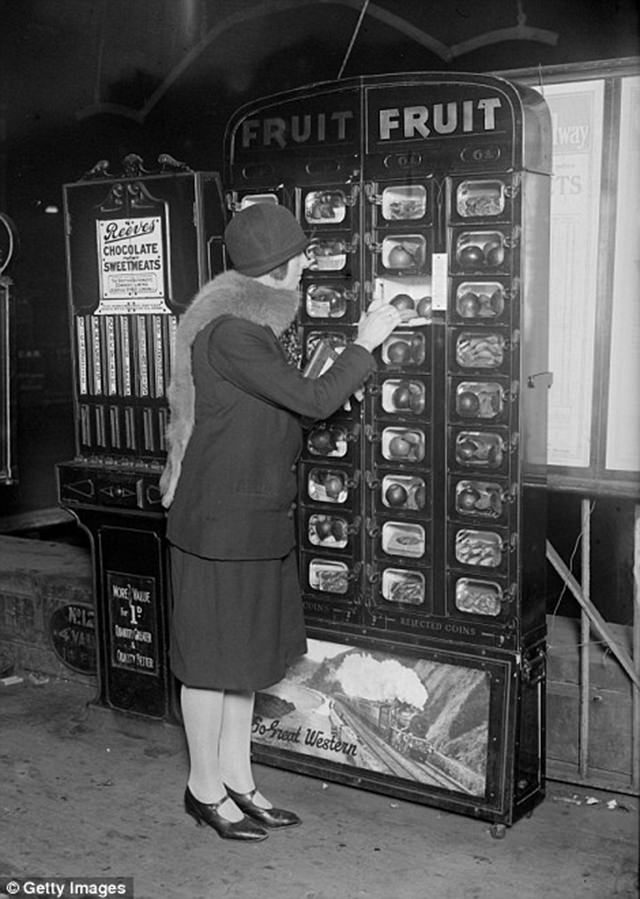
[334,694,435,764]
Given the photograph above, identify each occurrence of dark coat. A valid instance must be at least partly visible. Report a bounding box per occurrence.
[165,273,375,559]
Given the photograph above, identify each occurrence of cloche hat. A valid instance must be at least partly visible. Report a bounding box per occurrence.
[224,203,309,277]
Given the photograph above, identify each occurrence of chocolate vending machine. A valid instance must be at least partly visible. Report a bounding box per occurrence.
[225,73,551,832]
[57,157,227,719]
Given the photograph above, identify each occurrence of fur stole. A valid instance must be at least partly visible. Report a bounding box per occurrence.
[160,269,299,508]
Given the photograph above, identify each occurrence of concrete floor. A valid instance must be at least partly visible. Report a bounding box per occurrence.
[1,678,638,899]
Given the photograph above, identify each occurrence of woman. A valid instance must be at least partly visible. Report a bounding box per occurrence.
[160,203,401,842]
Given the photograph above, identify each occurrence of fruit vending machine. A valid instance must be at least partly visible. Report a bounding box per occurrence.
[56,156,227,720]
[224,73,551,833]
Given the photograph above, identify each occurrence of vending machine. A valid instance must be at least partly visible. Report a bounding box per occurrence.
[224,73,551,832]
[56,156,227,719]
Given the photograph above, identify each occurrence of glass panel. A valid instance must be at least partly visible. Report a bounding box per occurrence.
[455,578,502,616]
[305,283,349,319]
[381,475,427,511]
[305,190,347,224]
[309,559,349,594]
[456,283,504,319]
[382,331,426,366]
[455,529,502,567]
[307,425,349,457]
[381,185,427,221]
[382,522,426,559]
[308,514,349,548]
[381,568,425,605]
[456,180,505,217]
[381,378,426,415]
[455,231,505,270]
[455,480,504,518]
[307,468,349,503]
[381,427,425,463]
[455,382,504,419]
[455,431,505,468]
[456,333,505,369]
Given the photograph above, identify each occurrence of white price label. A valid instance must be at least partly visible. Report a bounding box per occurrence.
[431,253,448,311]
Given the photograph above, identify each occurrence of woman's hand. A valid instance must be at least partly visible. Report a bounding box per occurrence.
[353,300,403,353]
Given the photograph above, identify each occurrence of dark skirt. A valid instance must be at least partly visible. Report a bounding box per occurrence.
[169,545,307,691]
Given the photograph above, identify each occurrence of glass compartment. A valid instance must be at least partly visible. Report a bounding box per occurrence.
[307,424,349,457]
[455,480,504,518]
[306,238,348,271]
[307,468,349,504]
[455,231,506,271]
[382,522,425,559]
[381,427,425,463]
[455,381,504,419]
[305,330,348,361]
[381,475,427,512]
[456,180,505,218]
[381,185,427,221]
[381,568,425,606]
[456,282,505,319]
[305,284,350,319]
[454,431,505,468]
[381,379,426,415]
[381,331,426,366]
[455,577,502,616]
[455,332,505,369]
[455,529,502,567]
[304,190,347,224]
[308,514,349,548]
[381,235,427,271]
[239,193,278,209]
[309,558,349,594]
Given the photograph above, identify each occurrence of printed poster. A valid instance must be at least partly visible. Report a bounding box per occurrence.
[96,216,171,315]
[253,638,491,797]
[535,80,604,468]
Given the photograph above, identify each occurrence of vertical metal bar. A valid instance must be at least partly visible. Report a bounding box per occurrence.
[632,503,640,792]
[579,498,591,779]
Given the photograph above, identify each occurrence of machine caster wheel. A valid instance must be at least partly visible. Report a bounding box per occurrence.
[490,823,506,839]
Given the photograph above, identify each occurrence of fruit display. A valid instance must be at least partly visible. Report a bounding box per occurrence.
[307,468,348,503]
[304,190,347,223]
[383,236,425,270]
[308,514,349,548]
[456,232,506,271]
[382,427,425,463]
[455,578,502,617]
[382,332,426,366]
[454,432,505,468]
[382,568,425,606]
[456,180,505,218]
[381,475,426,512]
[455,480,503,518]
[455,382,503,419]
[306,284,349,318]
[381,379,426,415]
[454,529,502,567]
[307,425,348,457]
[306,238,347,271]
[455,332,505,369]
[382,522,425,559]
[455,284,504,319]
[381,185,427,221]
[309,559,349,594]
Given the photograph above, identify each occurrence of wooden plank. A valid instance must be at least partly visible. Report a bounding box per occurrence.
[546,539,640,689]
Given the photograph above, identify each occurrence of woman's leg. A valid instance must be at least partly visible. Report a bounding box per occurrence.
[219,691,272,809]
[180,685,243,821]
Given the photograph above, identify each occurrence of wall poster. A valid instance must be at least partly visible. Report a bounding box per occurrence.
[254,638,492,797]
[605,76,640,474]
[535,80,604,469]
